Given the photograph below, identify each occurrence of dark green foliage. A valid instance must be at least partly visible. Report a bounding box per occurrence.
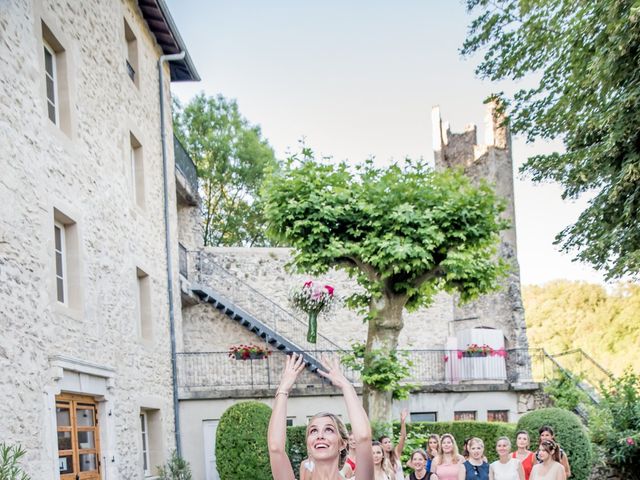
[396,421,516,465]
[517,408,592,480]
[286,426,307,479]
[157,451,192,480]
[216,401,273,480]
[589,371,640,478]
[462,0,640,280]
[0,443,30,480]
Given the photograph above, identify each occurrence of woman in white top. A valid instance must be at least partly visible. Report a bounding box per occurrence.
[489,437,525,480]
[380,409,409,480]
[530,441,566,480]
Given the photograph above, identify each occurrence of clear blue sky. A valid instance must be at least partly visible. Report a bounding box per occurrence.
[167,0,606,286]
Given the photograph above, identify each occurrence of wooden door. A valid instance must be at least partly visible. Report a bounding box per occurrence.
[56,393,101,480]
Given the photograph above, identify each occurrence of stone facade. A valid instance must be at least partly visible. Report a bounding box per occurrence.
[0,1,196,478]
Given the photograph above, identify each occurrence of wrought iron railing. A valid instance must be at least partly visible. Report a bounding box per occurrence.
[173,134,198,195]
[177,348,536,391]
[195,256,344,353]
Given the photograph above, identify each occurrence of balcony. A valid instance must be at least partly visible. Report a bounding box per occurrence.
[176,348,537,399]
[174,134,198,206]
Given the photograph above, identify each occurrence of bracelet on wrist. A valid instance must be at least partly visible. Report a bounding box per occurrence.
[275,390,289,398]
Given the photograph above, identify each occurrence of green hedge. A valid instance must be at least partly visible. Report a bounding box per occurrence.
[216,401,273,480]
[395,421,517,465]
[517,407,592,480]
[285,420,516,477]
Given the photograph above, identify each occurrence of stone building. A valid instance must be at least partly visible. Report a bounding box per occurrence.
[0,1,199,479]
[176,103,538,479]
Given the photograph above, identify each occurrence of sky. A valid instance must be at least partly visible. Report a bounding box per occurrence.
[167,0,608,286]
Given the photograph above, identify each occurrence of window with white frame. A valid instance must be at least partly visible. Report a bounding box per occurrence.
[124,19,139,86]
[54,221,66,304]
[43,41,58,125]
[136,267,152,339]
[140,412,150,476]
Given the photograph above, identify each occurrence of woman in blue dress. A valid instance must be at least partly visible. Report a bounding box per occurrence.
[463,438,489,480]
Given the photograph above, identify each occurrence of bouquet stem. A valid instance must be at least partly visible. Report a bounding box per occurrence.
[307,311,318,343]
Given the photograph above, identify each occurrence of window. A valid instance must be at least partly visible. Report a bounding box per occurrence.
[124,19,139,86]
[44,41,58,124]
[136,268,151,339]
[411,412,437,422]
[487,410,509,422]
[140,413,150,476]
[454,411,477,421]
[130,133,144,207]
[286,417,295,427]
[56,394,101,480]
[53,209,80,309]
[54,221,66,304]
[41,21,70,133]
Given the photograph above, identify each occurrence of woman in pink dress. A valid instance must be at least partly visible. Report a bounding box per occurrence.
[431,434,465,480]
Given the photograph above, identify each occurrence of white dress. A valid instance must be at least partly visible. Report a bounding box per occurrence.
[490,458,520,480]
[394,463,404,480]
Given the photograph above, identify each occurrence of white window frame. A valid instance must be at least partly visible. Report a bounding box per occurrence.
[54,221,67,305]
[43,40,58,125]
[140,412,150,476]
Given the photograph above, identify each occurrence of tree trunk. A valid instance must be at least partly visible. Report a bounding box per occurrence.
[363,293,406,425]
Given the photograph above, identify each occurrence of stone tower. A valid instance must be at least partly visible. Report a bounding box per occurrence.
[431,102,530,367]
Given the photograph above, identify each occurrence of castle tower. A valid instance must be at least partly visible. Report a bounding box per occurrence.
[432,102,530,369]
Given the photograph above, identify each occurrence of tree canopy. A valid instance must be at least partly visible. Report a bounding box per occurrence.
[173,93,278,246]
[262,151,509,420]
[462,0,640,280]
[523,280,640,376]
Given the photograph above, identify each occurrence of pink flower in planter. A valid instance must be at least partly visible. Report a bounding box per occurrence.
[324,285,335,296]
[443,355,449,362]
[626,437,635,446]
[457,351,463,359]
[304,280,313,288]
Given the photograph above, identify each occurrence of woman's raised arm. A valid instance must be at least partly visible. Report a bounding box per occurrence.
[267,353,306,480]
[318,356,374,480]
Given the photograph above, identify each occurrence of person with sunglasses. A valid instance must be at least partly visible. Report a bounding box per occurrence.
[463,438,489,480]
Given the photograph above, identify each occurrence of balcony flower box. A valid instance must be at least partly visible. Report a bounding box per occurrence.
[228,344,271,361]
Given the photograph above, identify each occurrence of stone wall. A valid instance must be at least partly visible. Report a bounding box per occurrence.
[0,0,184,477]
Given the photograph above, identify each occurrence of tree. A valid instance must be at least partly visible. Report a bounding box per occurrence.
[461,0,640,280]
[262,151,509,421]
[173,93,278,246]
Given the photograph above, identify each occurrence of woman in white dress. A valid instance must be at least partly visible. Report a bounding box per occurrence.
[530,441,566,480]
[489,437,525,480]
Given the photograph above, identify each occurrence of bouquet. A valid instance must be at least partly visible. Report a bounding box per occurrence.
[289,280,335,343]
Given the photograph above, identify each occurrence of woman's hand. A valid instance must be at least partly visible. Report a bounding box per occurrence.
[317,355,351,389]
[277,352,306,393]
[400,408,408,423]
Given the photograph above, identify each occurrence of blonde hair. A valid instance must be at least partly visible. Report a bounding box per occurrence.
[372,441,395,479]
[306,412,349,468]
[496,436,512,451]
[469,437,484,449]
[435,433,461,464]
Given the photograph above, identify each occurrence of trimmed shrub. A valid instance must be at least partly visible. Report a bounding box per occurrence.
[517,407,592,480]
[286,426,307,478]
[216,401,272,480]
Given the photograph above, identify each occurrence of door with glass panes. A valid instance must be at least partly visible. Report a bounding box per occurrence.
[56,394,101,479]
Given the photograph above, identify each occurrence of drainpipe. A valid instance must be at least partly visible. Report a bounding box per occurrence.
[158,51,185,456]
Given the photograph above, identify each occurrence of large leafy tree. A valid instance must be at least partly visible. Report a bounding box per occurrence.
[262,151,509,421]
[173,94,278,246]
[462,0,640,280]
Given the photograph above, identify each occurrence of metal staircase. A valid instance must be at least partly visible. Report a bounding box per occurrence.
[190,258,344,374]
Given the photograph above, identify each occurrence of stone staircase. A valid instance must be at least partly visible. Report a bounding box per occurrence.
[190,260,345,375]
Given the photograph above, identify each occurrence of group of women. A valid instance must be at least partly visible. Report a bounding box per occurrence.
[402,428,570,480]
[267,353,571,480]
